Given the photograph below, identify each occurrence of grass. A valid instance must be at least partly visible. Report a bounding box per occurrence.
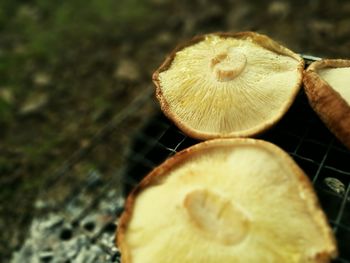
[0,0,162,259]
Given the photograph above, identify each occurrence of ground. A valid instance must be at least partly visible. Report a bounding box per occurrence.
[1,0,349,260]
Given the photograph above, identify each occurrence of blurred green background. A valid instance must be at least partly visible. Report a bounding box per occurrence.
[1,0,349,260]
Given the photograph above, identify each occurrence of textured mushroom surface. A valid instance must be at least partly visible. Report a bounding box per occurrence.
[303,59,350,149]
[318,67,350,104]
[153,32,304,139]
[117,139,337,263]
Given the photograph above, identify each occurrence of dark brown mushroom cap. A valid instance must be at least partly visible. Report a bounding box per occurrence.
[153,32,304,140]
[117,138,337,263]
[303,59,350,149]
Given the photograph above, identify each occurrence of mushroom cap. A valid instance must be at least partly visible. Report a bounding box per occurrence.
[117,139,337,263]
[153,32,304,139]
[303,59,350,149]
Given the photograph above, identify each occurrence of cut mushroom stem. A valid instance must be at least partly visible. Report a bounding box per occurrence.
[210,49,247,82]
[184,189,250,245]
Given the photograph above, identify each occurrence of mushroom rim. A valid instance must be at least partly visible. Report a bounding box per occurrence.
[152,31,305,140]
[306,59,350,72]
[116,138,337,263]
[303,59,350,149]
[153,31,303,74]
[153,83,301,140]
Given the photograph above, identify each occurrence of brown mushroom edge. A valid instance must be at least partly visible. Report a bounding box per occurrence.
[303,59,350,149]
[152,31,305,140]
[116,138,337,263]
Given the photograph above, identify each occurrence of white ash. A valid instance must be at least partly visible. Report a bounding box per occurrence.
[11,191,124,263]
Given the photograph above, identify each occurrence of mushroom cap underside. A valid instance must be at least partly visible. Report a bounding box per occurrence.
[117,139,337,263]
[153,32,304,139]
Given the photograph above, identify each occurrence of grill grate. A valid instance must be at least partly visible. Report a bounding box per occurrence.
[12,56,350,262]
[124,57,350,262]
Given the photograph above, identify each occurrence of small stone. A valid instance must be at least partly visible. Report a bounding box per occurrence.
[268,1,290,18]
[34,199,49,210]
[80,139,91,149]
[0,88,14,104]
[324,177,345,196]
[33,72,51,86]
[114,59,140,81]
[19,92,49,115]
[156,32,174,46]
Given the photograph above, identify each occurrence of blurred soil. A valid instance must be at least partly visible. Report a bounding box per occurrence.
[0,0,349,260]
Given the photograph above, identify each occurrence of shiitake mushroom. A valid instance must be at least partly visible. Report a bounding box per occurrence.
[153,32,304,139]
[117,139,337,263]
[303,59,350,149]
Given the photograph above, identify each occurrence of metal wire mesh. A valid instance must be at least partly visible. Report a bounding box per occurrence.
[123,86,350,262]
[18,56,350,262]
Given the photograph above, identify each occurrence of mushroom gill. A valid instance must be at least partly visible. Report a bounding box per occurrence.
[153,32,304,139]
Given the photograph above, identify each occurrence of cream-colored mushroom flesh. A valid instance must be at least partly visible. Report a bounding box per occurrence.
[154,33,303,139]
[118,139,337,263]
[318,67,350,105]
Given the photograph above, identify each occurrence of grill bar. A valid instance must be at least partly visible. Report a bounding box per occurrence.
[12,54,350,262]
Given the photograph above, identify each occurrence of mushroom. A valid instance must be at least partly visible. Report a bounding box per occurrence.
[117,139,337,263]
[303,59,350,149]
[153,32,304,139]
